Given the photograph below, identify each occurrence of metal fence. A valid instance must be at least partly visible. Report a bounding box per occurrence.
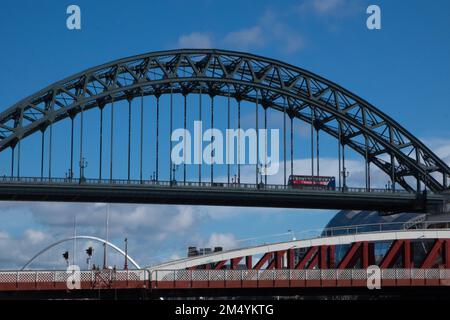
[0,269,149,284]
[151,269,450,282]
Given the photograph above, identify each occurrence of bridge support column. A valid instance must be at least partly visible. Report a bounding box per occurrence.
[290,114,294,177]
[156,96,160,181]
[362,242,369,268]
[316,126,320,177]
[311,107,315,177]
[342,144,347,190]
[282,99,286,186]
[99,105,104,180]
[444,240,450,268]
[255,89,259,185]
[264,105,268,185]
[319,246,328,269]
[246,256,252,269]
[40,129,45,180]
[403,240,412,268]
[287,249,295,269]
[198,90,202,183]
[227,87,230,184]
[48,122,53,179]
[169,89,173,182]
[362,241,375,268]
[140,93,144,182]
[183,94,187,184]
[328,245,335,269]
[210,94,214,184]
[274,251,286,269]
[338,120,342,189]
[109,100,114,181]
[237,98,240,184]
[10,146,14,178]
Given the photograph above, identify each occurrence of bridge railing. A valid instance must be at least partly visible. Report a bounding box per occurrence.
[151,269,450,286]
[0,176,412,194]
[228,220,438,248]
[0,269,149,290]
[319,220,432,237]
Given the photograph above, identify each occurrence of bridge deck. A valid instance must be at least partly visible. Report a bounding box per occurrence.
[0,177,443,211]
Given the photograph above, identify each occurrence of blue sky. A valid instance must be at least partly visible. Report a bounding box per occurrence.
[0,0,449,269]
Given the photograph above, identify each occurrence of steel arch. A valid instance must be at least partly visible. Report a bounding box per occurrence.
[0,49,448,192]
[21,235,140,270]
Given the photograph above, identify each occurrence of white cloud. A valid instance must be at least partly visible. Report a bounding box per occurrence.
[222,10,304,54]
[175,1,364,54]
[24,229,49,245]
[422,138,450,163]
[223,26,265,51]
[0,230,56,268]
[177,32,213,48]
[206,233,238,249]
[311,0,344,13]
[296,0,362,16]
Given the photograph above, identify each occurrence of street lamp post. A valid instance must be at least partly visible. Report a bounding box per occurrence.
[231,174,237,186]
[62,251,69,267]
[79,157,88,182]
[86,247,93,270]
[171,164,178,186]
[341,167,349,191]
[124,238,128,270]
[257,164,264,189]
[288,229,296,241]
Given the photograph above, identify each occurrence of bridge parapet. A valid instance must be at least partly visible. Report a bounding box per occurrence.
[0,269,149,292]
[0,268,449,292]
[150,268,450,289]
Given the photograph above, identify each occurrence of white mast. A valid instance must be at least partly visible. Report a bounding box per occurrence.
[73,216,77,266]
[105,204,110,268]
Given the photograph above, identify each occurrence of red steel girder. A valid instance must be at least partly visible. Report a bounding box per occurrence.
[338,242,362,269]
[421,239,444,268]
[295,246,318,269]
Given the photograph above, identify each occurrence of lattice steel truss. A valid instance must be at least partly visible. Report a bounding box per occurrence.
[0,49,448,192]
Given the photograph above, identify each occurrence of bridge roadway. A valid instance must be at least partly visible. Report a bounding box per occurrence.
[0,177,445,212]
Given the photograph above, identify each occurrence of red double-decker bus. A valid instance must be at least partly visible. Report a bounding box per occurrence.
[288,175,336,190]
